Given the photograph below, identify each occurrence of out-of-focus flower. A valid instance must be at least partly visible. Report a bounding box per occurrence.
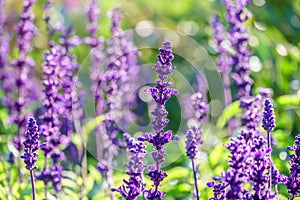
[223,0,253,99]
[286,134,300,199]
[112,133,146,199]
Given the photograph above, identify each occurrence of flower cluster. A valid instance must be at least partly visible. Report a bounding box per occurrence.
[286,135,300,199]
[223,0,253,99]
[262,99,276,133]
[21,118,41,171]
[0,0,11,95]
[139,41,178,199]
[112,133,146,199]
[208,93,279,199]
[6,0,40,152]
[185,92,209,199]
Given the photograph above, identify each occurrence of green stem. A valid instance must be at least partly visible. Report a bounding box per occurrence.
[30,170,36,200]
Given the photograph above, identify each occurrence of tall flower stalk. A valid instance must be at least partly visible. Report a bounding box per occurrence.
[185,92,209,199]
[6,0,39,183]
[139,41,178,199]
[286,135,300,199]
[223,0,253,99]
[262,98,276,192]
[112,133,146,199]
[21,118,41,200]
[94,7,139,198]
[211,16,233,106]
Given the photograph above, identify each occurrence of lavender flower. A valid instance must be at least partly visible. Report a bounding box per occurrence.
[0,0,11,94]
[185,92,209,199]
[112,133,146,199]
[262,98,276,193]
[207,181,227,200]
[286,134,300,199]
[94,8,139,198]
[139,42,178,199]
[262,99,276,133]
[5,0,40,159]
[21,117,41,200]
[209,94,278,199]
[85,0,105,110]
[223,0,253,99]
[21,118,40,171]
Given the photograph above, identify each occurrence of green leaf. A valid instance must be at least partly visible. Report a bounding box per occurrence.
[88,180,104,199]
[275,95,300,108]
[81,115,105,142]
[216,101,242,129]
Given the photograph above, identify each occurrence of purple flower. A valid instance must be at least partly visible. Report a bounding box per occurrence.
[92,8,140,198]
[4,0,40,153]
[86,0,100,40]
[262,99,276,133]
[286,134,300,199]
[21,117,40,200]
[223,0,253,99]
[209,95,278,199]
[21,117,41,171]
[211,16,233,74]
[211,16,233,107]
[185,129,198,159]
[112,133,146,199]
[0,0,11,95]
[185,92,209,199]
[139,42,178,199]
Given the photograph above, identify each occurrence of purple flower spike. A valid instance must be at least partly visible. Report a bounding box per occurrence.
[21,117,40,200]
[223,0,253,99]
[185,92,209,200]
[21,117,41,171]
[139,42,178,199]
[112,133,146,199]
[185,92,209,160]
[262,99,276,133]
[286,134,300,199]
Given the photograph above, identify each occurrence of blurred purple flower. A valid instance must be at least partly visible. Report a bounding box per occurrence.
[223,0,253,99]
[112,133,146,199]
[286,134,300,199]
[185,92,209,199]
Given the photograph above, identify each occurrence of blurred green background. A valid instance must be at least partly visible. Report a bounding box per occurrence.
[0,0,300,199]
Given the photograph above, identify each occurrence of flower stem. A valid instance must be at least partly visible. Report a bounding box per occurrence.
[267,131,272,192]
[192,159,199,200]
[30,170,36,200]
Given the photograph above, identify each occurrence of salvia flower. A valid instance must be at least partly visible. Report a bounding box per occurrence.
[0,0,11,94]
[185,92,209,199]
[21,117,41,171]
[93,8,140,198]
[7,0,40,153]
[211,16,233,74]
[20,118,40,200]
[262,98,276,193]
[139,41,178,199]
[286,134,300,199]
[112,133,146,199]
[262,99,276,133]
[223,0,253,99]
